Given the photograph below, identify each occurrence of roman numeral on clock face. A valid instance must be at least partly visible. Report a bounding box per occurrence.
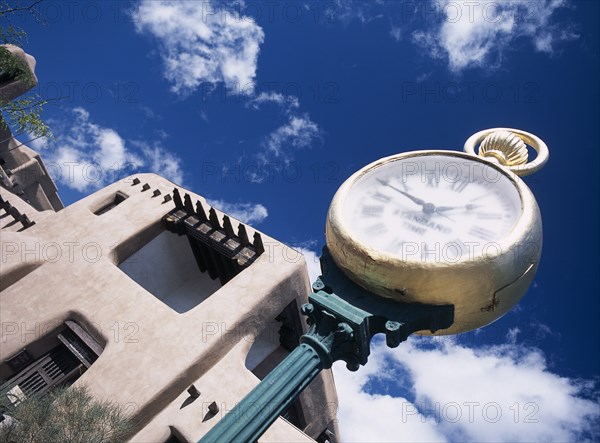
[366,223,387,235]
[450,177,470,193]
[477,212,502,220]
[372,192,391,203]
[468,226,496,241]
[425,173,439,187]
[362,205,384,217]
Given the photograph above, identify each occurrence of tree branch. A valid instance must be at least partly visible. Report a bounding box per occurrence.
[0,0,44,17]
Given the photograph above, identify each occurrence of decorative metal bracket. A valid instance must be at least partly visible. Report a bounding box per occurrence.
[199,248,454,443]
[301,252,453,373]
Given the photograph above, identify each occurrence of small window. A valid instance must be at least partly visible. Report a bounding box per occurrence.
[93,191,128,215]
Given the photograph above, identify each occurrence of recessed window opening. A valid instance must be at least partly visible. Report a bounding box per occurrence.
[118,231,222,313]
[244,301,307,430]
[93,191,128,215]
[0,321,103,407]
[118,189,265,313]
[245,319,283,374]
[245,302,304,377]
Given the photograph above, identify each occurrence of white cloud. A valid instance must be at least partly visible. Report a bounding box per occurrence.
[133,0,264,95]
[260,114,321,163]
[45,107,184,192]
[199,110,210,123]
[333,349,448,443]
[206,199,268,225]
[139,105,159,120]
[333,336,598,442]
[292,245,322,284]
[506,327,521,344]
[412,0,577,73]
[133,1,320,173]
[416,72,431,83]
[246,92,300,112]
[325,0,385,25]
[96,128,128,171]
[130,140,185,185]
[47,145,94,193]
[246,96,319,175]
[297,247,598,442]
[389,25,402,42]
[26,133,48,151]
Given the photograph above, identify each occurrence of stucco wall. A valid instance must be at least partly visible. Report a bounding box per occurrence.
[1,173,339,442]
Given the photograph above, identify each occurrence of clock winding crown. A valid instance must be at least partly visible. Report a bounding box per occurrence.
[478,130,529,167]
[464,127,549,176]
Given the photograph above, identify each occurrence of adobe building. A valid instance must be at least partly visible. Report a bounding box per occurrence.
[0,45,339,442]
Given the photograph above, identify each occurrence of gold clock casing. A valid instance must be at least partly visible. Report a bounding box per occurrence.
[325,150,542,336]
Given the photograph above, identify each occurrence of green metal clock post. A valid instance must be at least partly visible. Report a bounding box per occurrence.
[199,249,454,443]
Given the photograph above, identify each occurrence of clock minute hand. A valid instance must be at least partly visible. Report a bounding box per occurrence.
[375,179,455,222]
[376,178,426,206]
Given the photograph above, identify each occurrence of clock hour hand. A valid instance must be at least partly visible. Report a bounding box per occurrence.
[376,178,425,206]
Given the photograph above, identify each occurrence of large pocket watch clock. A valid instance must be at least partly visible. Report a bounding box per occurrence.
[325,128,549,335]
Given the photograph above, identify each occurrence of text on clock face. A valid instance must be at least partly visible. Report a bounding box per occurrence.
[343,156,522,262]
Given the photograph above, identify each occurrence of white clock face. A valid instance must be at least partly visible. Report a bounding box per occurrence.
[342,155,523,262]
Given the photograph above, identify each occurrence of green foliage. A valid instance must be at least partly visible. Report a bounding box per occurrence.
[0,45,34,85]
[0,386,133,443]
[1,1,43,45]
[1,93,50,138]
[0,24,25,46]
[0,0,51,139]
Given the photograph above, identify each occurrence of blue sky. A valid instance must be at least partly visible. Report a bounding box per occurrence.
[9,0,600,441]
